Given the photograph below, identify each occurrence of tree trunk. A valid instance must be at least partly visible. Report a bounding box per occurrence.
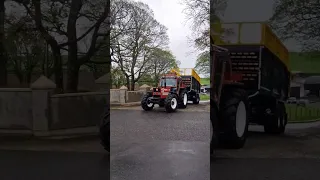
[65,42,79,93]
[130,76,135,91]
[51,46,63,93]
[0,0,7,87]
[66,60,79,93]
[105,29,111,91]
[126,76,130,90]
[65,0,82,93]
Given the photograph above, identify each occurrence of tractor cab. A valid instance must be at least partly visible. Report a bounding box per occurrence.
[153,72,181,98]
[159,77,177,87]
[158,71,181,88]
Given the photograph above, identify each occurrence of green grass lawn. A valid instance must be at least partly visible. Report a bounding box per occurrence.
[200,78,210,85]
[200,94,210,101]
[290,52,320,73]
[286,104,320,122]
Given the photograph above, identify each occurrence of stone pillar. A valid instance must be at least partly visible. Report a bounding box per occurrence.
[30,75,56,136]
[134,82,139,91]
[139,84,151,93]
[119,86,128,104]
[95,73,109,91]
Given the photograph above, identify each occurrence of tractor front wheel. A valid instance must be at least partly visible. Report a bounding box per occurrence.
[141,93,154,111]
[165,94,178,113]
[178,90,188,109]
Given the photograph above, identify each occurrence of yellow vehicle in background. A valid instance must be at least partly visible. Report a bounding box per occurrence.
[170,68,201,104]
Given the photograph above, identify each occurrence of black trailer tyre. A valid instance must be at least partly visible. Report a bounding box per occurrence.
[141,93,154,111]
[193,93,200,104]
[178,90,188,109]
[99,111,110,152]
[210,100,219,155]
[218,87,249,149]
[210,117,214,155]
[165,93,178,112]
[264,102,287,134]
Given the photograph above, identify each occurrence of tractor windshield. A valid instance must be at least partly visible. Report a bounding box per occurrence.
[160,78,176,87]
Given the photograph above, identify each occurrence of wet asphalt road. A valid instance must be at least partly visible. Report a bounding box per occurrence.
[1,104,320,180]
[111,106,320,180]
[0,150,110,180]
[110,106,210,180]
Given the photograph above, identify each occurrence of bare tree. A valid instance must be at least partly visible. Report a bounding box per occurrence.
[6,18,45,84]
[181,0,226,76]
[111,0,169,90]
[0,0,7,87]
[270,0,320,56]
[195,50,209,77]
[182,0,226,50]
[13,0,111,92]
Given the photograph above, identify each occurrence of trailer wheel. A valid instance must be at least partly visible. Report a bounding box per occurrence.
[141,93,154,111]
[210,100,219,155]
[165,93,178,112]
[218,87,249,149]
[99,110,110,152]
[178,89,188,109]
[264,102,287,134]
[193,94,200,104]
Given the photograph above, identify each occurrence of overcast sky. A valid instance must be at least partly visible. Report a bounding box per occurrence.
[134,0,299,75]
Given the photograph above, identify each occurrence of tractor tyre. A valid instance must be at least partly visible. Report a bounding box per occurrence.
[264,102,287,134]
[193,93,200,104]
[217,87,249,149]
[141,92,154,111]
[210,100,219,156]
[178,89,188,109]
[99,110,110,152]
[165,93,178,113]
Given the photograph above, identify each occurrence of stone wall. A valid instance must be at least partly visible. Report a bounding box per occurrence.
[0,88,33,130]
[109,84,150,104]
[0,74,150,136]
[0,76,108,137]
[50,92,107,130]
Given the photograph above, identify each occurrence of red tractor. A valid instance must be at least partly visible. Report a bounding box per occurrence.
[210,42,250,154]
[141,70,188,113]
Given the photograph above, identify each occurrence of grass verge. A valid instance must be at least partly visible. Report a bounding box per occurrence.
[286,104,320,123]
[200,94,210,101]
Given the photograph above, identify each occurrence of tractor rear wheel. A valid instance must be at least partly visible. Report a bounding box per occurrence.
[210,100,219,155]
[217,87,249,149]
[178,89,188,109]
[165,93,178,113]
[99,110,110,152]
[193,94,200,104]
[141,92,154,111]
[264,102,287,134]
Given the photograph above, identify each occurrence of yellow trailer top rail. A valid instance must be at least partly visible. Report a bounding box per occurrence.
[212,22,289,69]
[170,68,201,83]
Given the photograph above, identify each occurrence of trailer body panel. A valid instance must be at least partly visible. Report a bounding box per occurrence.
[219,45,290,101]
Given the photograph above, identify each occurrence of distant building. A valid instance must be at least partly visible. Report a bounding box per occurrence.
[201,85,210,94]
[304,76,320,97]
[290,71,305,98]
